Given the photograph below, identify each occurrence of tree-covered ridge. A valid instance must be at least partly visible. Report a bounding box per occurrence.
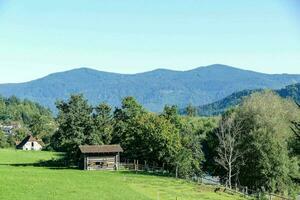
[0,95,52,123]
[0,95,56,147]
[1,64,300,112]
[193,83,300,116]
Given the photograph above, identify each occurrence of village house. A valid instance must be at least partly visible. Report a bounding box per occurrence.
[16,135,44,151]
[79,144,123,170]
[0,122,21,135]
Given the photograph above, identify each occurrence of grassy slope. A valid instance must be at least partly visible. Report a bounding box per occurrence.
[0,149,245,200]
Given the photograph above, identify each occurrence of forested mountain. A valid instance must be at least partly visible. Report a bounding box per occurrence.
[0,64,300,112]
[196,83,300,116]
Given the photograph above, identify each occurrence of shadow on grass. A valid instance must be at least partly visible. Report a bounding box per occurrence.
[0,158,79,170]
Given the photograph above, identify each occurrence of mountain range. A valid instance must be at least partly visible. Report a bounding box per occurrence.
[0,64,300,112]
[195,83,300,116]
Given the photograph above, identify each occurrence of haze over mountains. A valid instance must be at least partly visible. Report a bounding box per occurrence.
[0,64,300,112]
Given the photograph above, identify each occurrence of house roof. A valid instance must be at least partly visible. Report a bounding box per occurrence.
[79,144,123,154]
[16,135,45,148]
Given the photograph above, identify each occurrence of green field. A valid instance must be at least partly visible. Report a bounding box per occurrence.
[0,149,246,200]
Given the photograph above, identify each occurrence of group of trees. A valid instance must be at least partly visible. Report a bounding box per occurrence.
[0,96,56,148]
[51,95,216,178]
[206,91,300,195]
[1,91,299,195]
[51,92,299,194]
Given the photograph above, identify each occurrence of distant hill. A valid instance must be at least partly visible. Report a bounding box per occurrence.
[194,83,300,116]
[0,64,300,112]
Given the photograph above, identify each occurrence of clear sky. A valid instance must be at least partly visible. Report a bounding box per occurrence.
[0,0,299,83]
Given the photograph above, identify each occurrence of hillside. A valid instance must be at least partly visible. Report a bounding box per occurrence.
[0,149,245,200]
[0,64,300,112]
[196,83,300,116]
[0,95,52,123]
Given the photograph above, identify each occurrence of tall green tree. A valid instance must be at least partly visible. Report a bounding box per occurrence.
[112,96,145,146]
[51,94,93,162]
[176,116,216,178]
[235,91,300,193]
[291,103,300,157]
[91,103,114,145]
[113,97,181,170]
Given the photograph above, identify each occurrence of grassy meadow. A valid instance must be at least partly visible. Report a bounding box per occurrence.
[0,149,246,200]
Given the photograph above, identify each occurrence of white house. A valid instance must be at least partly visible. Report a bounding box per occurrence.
[16,135,44,151]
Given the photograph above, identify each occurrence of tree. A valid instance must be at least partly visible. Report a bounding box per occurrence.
[235,91,300,193]
[0,130,7,148]
[112,97,181,171]
[14,128,29,141]
[175,148,194,178]
[215,112,243,188]
[51,94,93,163]
[160,105,181,129]
[138,113,181,167]
[177,116,217,178]
[185,104,197,117]
[291,103,300,156]
[112,96,146,147]
[28,114,56,144]
[91,103,114,144]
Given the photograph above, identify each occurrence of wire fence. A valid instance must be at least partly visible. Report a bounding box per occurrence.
[119,160,293,200]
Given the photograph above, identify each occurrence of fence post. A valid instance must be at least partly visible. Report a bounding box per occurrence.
[134,160,137,172]
[175,165,178,179]
[235,183,238,192]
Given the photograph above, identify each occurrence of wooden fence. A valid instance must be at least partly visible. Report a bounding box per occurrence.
[119,161,166,173]
[119,160,293,200]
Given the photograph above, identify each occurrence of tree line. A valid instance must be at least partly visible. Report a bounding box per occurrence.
[0,91,299,196]
[50,95,216,178]
[50,91,299,196]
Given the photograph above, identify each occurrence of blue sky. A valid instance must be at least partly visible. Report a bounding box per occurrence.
[0,0,299,83]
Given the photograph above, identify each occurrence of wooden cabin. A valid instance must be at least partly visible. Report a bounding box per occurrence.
[79,144,123,170]
[16,135,44,151]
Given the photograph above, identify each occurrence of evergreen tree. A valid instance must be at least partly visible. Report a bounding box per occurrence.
[51,94,93,162]
[91,103,114,145]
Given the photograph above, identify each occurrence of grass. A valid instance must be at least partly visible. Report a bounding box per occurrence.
[0,149,246,200]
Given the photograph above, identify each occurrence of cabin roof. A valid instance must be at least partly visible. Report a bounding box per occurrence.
[16,135,45,148]
[79,144,123,154]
